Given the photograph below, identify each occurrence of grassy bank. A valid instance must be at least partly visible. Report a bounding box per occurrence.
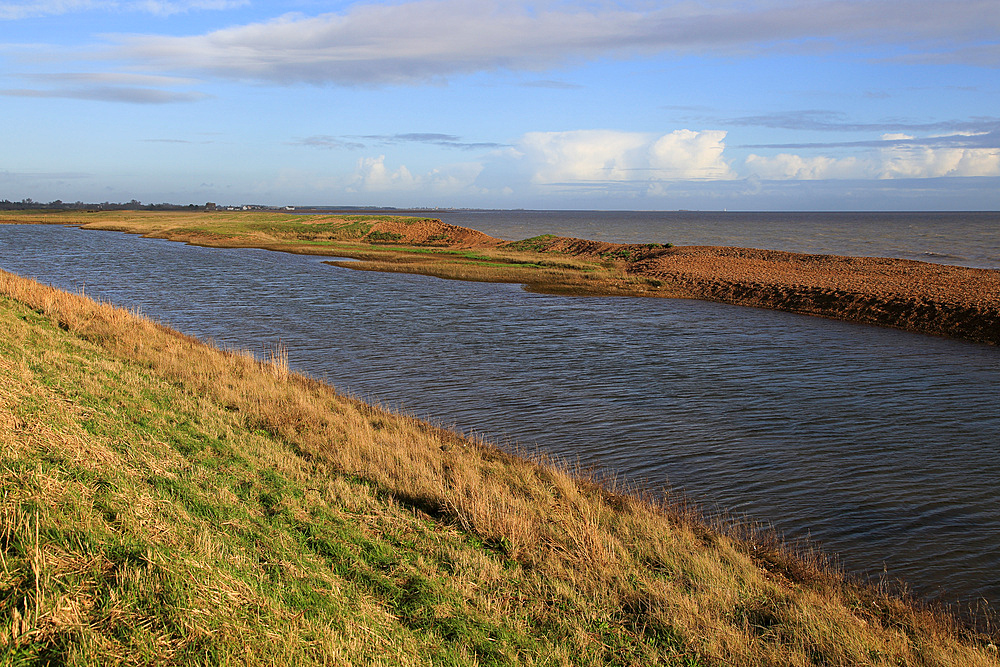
[1,270,998,665]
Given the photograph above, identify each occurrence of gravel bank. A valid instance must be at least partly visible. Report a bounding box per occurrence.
[513,236,1000,345]
[639,246,1000,345]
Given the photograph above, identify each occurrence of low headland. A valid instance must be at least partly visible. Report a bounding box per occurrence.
[3,209,997,345]
[1,267,998,664]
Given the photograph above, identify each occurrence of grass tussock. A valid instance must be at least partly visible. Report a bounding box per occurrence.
[0,268,998,665]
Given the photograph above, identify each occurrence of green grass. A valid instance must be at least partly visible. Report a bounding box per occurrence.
[1,270,998,665]
[0,290,547,664]
[0,210,438,245]
[465,261,545,269]
[501,235,559,253]
[393,247,580,271]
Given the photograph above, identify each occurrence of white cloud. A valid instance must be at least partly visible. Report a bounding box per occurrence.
[878,145,1000,178]
[649,129,733,180]
[347,155,483,194]
[103,0,1000,86]
[517,129,734,186]
[518,130,650,184]
[744,153,870,180]
[745,139,1000,180]
[349,155,417,192]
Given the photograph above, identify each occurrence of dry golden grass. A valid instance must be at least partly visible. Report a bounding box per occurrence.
[1,267,998,665]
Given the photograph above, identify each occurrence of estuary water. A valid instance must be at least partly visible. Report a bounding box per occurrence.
[400,209,1000,269]
[1,220,999,610]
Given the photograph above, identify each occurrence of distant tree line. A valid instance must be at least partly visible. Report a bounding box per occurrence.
[0,199,204,211]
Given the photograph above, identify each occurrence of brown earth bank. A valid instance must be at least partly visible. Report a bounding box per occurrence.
[369,218,504,248]
[299,215,503,248]
[506,235,1000,346]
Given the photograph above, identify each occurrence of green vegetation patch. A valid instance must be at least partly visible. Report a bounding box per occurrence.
[502,234,558,253]
[462,261,544,269]
[599,243,673,261]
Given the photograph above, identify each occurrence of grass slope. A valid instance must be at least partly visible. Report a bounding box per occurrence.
[0,269,997,665]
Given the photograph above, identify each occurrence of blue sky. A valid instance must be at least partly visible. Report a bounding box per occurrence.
[2,0,999,210]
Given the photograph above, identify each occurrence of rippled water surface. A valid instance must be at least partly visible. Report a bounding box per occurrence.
[2,223,999,608]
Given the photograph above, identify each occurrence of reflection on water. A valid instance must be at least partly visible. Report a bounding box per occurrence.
[1,223,999,609]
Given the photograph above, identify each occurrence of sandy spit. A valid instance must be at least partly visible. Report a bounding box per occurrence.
[516,235,1000,345]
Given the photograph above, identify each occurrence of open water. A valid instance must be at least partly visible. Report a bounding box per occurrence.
[1,212,998,611]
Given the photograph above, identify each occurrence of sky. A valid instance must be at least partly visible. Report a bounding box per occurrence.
[1,0,999,210]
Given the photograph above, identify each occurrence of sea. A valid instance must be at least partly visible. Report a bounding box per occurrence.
[0,210,998,612]
[354,209,1000,269]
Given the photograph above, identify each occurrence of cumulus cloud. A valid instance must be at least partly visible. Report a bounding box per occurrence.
[104,0,1000,86]
[347,155,484,194]
[291,129,737,201]
[745,134,1000,180]
[349,155,417,191]
[519,130,649,184]
[649,130,733,179]
[0,0,246,19]
[878,144,1000,178]
[517,129,734,186]
[744,153,870,180]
